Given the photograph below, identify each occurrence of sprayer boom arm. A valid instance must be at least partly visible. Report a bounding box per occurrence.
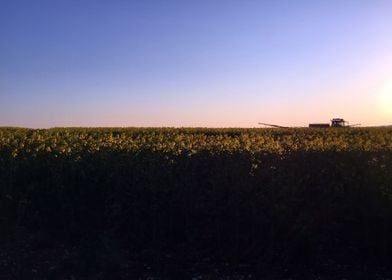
[258,123,289,128]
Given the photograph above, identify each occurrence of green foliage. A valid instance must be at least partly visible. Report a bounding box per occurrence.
[0,127,391,159]
[0,127,392,275]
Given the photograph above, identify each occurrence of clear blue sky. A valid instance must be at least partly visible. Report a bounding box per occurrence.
[1,0,392,127]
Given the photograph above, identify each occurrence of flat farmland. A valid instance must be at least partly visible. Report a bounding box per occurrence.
[1,127,392,279]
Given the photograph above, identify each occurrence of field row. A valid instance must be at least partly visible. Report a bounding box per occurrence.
[1,127,392,157]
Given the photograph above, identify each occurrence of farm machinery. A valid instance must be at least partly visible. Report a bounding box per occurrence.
[259,118,360,128]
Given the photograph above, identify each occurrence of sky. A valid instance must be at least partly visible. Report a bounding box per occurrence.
[1,0,392,128]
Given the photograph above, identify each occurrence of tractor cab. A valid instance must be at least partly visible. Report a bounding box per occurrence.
[331,118,347,127]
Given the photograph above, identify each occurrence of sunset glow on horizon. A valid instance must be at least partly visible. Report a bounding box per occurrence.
[376,79,392,119]
[1,1,392,128]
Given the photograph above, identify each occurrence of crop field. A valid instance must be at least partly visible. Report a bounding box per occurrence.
[1,127,392,279]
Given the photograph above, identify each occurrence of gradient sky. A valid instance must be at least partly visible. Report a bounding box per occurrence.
[1,0,392,127]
